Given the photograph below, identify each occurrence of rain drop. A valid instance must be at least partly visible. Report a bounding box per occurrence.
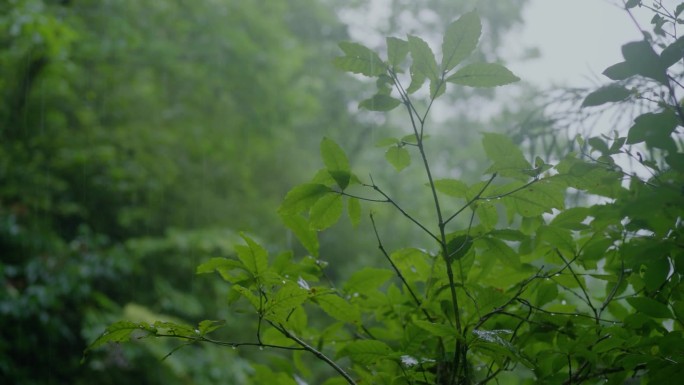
[561,300,567,305]
[259,346,264,351]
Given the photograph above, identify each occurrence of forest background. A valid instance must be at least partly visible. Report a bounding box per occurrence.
[2,1,683,384]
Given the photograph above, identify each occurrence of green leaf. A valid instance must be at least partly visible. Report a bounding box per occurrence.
[408,35,439,81]
[482,132,531,179]
[347,197,361,228]
[320,138,351,190]
[264,283,310,323]
[84,321,155,359]
[281,214,319,256]
[196,257,244,275]
[446,235,473,261]
[643,257,670,291]
[343,267,394,294]
[316,294,361,324]
[602,61,637,80]
[385,145,411,171]
[660,36,684,68]
[333,42,386,77]
[626,297,672,318]
[477,237,519,266]
[339,340,393,365]
[198,320,226,335]
[413,320,458,338]
[235,233,269,278]
[537,225,576,253]
[621,40,668,84]
[497,178,566,217]
[434,178,469,198]
[441,11,481,72]
[581,84,631,107]
[549,207,590,230]
[359,94,402,111]
[387,37,409,67]
[279,183,331,216]
[627,110,679,151]
[625,0,640,8]
[446,63,520,88]
[406,63,427,93]
[309,193,343,230]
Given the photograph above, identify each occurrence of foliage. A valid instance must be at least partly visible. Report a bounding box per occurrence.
[86,4,684,384]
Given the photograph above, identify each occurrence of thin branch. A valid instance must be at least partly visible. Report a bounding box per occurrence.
[269,322,358,385]
[444,173,498,225]
[370,212,433,321]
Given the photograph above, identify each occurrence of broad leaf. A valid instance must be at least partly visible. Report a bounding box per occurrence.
[359,94,402,111]
[627,110,679,151]
[347,197,361,228]
[434,178,469,198]
[333,42,386,77]
[279,183,331,216]
[343,267,394,294]
[385,145,411,171]
[408,35,439,81]
[320,138,351,190]
[446,63,519,88]
[626,297,673,318]
[581,84,631,107]
[660,36,684,68]
[84,321,155,359]
[309,193,343,230]
[235,233,269,278]
[482,132,531,179]
[387,36,409,67]
[316,294,361,324]
[339,340,393,365]
[441,11,481,72]
[414,320,459,338]
[281,214,319,256]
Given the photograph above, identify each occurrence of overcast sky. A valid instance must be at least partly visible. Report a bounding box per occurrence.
[509,0,653,87]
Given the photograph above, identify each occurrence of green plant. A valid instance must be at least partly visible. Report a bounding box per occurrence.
[85,5,684,385]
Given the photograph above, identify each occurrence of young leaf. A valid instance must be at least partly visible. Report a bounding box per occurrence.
[441,11,481,72]
[387,36,409,67]
[408,35,439,81]
[359,94,402,111]
[385,145,411,171]
[320,138,351,190]
[446,63,520,88]
[581,84,631,107]
[279,183,331,216]
[309,193,343,230]
[333,42,386,77]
